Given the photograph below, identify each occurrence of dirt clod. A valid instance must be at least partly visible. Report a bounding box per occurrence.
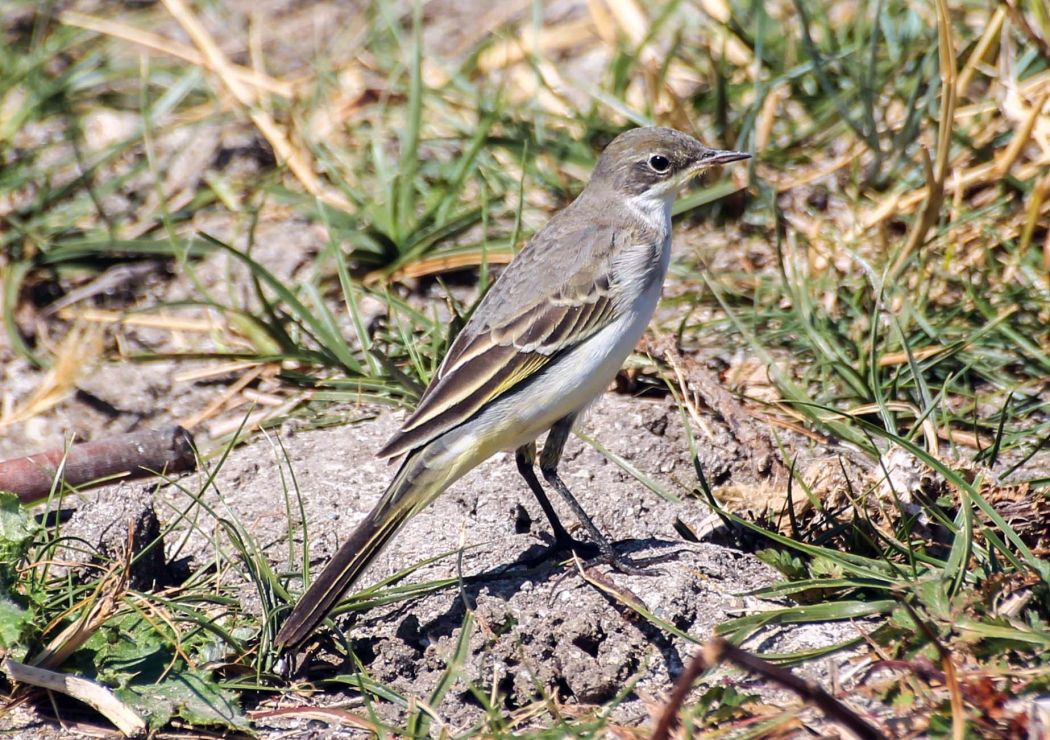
[56,484,173,590]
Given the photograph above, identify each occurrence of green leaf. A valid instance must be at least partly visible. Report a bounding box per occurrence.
[0,492,37,577]
[115,670,248,731]
[809,556,846,580]
[718,599,897,643]
[0,593,32,650]
[88,613,246,730]
[756,548,807,580]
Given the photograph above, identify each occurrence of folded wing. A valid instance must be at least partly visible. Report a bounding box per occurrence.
[377,220,622,460]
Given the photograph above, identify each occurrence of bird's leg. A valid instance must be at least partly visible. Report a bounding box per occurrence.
[515,442,574,548]
[537,415,609,551]
[540,415,658,576]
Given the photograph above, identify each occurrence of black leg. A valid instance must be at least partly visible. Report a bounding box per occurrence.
[540,415,661,577]
[515,444,573,546]
[537,416,610,550]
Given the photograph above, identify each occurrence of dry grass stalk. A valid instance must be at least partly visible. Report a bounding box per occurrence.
[58,10,296,98]
[160,0,351,212]
[840,401,939,453]
[755,83,789,151]
[305,66,370,140]
[173,360,267,384]
[889,0,957,279]
[938,428,992,449]
[1002,0,1050,61]
[1044,219,1050,289]
[205,393,307,438]
[1019,172,1050,253]
[241,389,283,406]
[122,189,196,241]
[0,323,101,428]
[177,364,265,429]
[997,91,1050,176]
[956,6,1006,96]
[650,637,883,740]
[598,0,648,48]
[762,415,834,444]
[855,8,1048,262]
[589,0,730,125]
[876,345,952,367]
[2,658,146,737]
[694,0,754,66]
[374,250,516,284]
[585,0,617,45]
[475,18,596,72]
[29,555,130,670]
[774,142,867,193]
[536,58,582,116]
[56,307,223,333]
[861,158,1043,232]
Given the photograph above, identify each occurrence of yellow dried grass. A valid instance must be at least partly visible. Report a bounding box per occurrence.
[0,324,102,429]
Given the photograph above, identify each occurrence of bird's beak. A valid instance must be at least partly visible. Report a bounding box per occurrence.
[701,149,752,166]
[676,148,751,189]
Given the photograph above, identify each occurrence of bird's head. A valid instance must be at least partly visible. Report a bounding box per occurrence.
[590,127,750,202]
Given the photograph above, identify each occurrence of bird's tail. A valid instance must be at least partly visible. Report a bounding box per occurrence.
[274,445,450,652]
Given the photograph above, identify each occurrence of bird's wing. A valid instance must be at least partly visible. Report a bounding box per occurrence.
[377,218,626,459]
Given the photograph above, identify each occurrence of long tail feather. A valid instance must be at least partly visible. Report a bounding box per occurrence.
[275,448,441,652]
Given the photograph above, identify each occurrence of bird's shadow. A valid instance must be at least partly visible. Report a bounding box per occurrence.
[290,535,687,685]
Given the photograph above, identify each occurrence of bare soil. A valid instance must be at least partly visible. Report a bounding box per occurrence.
[4,390,876,736]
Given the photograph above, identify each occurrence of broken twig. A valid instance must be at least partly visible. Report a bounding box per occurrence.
[2,658,146,737]
[650,637,884,740]
[0,426,196,503]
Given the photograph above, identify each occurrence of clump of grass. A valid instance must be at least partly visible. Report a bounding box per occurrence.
[651,0,1050,734]
[0,2,229,365]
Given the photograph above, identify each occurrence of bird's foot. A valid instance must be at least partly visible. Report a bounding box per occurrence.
[582,544,668,577]
[514,530,675,577]
[551,530,598,558]
[553,531,671,577]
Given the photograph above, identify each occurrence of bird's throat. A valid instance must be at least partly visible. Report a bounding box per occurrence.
[623,192,673,239]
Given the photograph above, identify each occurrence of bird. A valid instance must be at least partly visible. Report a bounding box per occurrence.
[275,126,750,654]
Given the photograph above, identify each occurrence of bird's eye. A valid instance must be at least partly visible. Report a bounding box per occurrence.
[648,154,671,173]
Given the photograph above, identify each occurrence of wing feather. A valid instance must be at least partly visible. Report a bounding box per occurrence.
[377,277,619,459]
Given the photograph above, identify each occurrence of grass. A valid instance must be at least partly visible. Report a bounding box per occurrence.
[1,0,1049,736]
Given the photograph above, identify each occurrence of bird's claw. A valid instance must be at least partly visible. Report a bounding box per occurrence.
[551,533,667,577]
[585,547,665,577]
